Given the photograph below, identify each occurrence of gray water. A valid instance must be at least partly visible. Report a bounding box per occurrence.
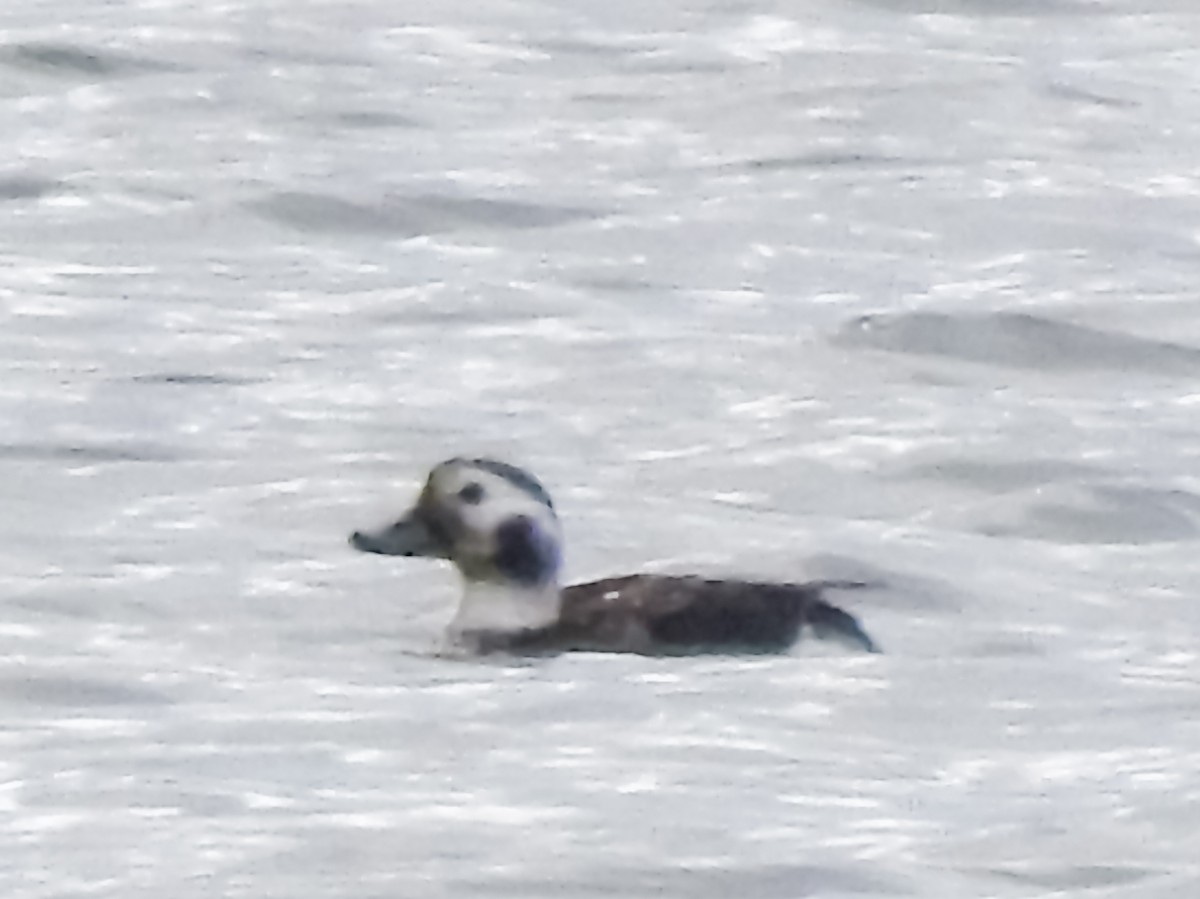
[3,1,1200,896]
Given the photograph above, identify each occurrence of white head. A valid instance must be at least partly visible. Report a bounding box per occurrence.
[350,458,565,635]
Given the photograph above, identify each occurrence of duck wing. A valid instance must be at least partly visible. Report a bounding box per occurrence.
[555,574,879,654]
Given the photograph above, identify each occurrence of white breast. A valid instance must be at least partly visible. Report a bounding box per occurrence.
[448,581,562,636]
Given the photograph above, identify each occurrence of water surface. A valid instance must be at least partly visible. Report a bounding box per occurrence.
[2,1,1200,896]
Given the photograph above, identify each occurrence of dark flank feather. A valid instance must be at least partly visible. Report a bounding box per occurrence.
[478,575,880,655]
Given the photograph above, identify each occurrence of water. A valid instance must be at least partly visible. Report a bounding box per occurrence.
[3,1,1200,895]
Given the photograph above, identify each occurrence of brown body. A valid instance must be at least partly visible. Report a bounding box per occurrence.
[466,574,878,655]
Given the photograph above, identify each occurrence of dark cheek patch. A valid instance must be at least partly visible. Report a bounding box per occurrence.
[494,516,557,586]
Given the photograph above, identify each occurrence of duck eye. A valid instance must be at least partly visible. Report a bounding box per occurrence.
[457,482,485,505]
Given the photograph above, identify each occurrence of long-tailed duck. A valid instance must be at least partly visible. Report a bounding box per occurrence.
[350,458,879,655]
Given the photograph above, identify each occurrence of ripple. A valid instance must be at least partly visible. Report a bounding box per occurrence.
[717,152,937,174]
[850,0,1118,16]
[249,191,605,237]
[2,42,178,78]
[0,174,62,202]
[975,484,1200,545]
[989,863,1157,890]
[0,674,172,707]
[129,373,262,387]
[835,311,1200,376]
[894,457,1110,493]
[465,863,904,898]
[0,441,185,464]
[333,110,423,129]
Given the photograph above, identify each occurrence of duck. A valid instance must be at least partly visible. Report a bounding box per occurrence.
[349,457,880,656]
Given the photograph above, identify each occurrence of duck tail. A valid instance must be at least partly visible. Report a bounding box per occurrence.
[803,581,881,654]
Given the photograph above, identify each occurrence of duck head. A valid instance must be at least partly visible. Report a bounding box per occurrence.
[351,457,564,591]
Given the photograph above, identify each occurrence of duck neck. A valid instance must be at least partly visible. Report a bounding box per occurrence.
[449,578,563,638]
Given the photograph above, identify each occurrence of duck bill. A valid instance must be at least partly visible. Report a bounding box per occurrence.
[350,510,447,558]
